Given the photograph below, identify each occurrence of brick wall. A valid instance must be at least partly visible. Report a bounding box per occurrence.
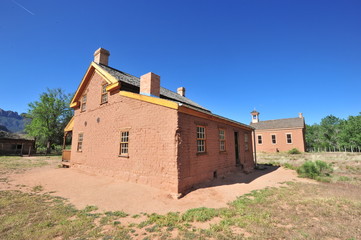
[177,112,254,193]
[70,71,179,193]
[254,128,305,152]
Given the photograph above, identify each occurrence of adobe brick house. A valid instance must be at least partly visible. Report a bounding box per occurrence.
[63,48,255,196]
[250,110,306,153]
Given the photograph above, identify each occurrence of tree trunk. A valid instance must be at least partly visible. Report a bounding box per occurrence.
[46,140,51,154]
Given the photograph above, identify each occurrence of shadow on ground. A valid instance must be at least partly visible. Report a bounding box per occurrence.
[185,165,280,196]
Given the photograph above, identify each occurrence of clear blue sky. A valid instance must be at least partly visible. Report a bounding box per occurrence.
[1,0,360,125]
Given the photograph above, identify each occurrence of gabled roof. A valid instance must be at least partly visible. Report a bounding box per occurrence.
[97,63,209,111]
[250,117,305,130]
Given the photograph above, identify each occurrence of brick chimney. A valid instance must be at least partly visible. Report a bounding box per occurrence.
[94,48,110,65]
[299,113,303,118]
[177,87,186,97]
[140,72,160,97]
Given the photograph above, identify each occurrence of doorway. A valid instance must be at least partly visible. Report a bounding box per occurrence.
[234,132,240,165]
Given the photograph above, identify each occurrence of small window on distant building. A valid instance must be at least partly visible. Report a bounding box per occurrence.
[257,135,263,144]
[120,131,129,156]
[101,84,108,104]
[286,133,292,144]
[81,94,87,112]
[219,129,226,152]
[77,133,83,152]
[271,134,277,144]
[197,126,206,153]
[253,115,257,119]
[244,133,249,151]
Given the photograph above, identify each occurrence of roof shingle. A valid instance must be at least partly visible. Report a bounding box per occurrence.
[250,117,305,130]
[97,63,209,111]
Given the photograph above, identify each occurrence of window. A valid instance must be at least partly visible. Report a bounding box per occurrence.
[257,135,263,144]
[81,94,87,112]
[197,126,206,153]
[219,129,226,151]
[286,133,292,144]
[77,133,83,152]
[120,131,129,156]
[253,115,257,119]
[101,84,108,104]
[244,134,249,151]
[271,134,277,144]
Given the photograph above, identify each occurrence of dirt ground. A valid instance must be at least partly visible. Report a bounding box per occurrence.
[1,160,313,214]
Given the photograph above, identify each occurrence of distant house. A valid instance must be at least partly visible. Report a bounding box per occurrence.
[250,111,306,153]
[0,131,35,155]
[62,48,255,196]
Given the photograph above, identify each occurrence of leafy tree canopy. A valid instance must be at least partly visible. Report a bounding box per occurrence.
[25,88,73,153]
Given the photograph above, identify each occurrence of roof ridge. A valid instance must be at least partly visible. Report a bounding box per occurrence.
[96,63,209,111]
[257,117,302,123]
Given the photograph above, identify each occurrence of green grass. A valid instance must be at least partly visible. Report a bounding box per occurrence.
[1,153,361,239]
[0,156,55,174]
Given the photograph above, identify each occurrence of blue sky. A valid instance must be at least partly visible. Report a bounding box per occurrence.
[1,0,360,125]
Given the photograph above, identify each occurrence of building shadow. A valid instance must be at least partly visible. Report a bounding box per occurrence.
[184,164,280,196]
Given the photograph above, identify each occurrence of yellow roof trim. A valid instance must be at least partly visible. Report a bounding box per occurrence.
[64,117,74,132]
[106,82,121,92]
[70,62,119,108]
[119,91,179,110]
[92,62,118,84]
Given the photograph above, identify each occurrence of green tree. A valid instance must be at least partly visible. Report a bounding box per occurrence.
[319,115,342,150]
[25,88,73,154]
[339,113,361,149]
[305,124,321,150]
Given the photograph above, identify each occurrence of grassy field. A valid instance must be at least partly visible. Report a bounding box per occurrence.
[0,153,361,239]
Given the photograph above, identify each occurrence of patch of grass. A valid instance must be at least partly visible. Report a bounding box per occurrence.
[288,148,301,154]
[182,207,219,222]
[283,162,297,170]
[297,160,333,180]
[105,210,128,218]
[337,176,352,182]
[32,185,44,192]
[0,156,52,171]
[0,191,102,240]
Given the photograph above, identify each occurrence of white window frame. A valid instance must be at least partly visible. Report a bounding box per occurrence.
[119,131,129,156]
[219,129,226,152]
[101,84,108,104]
[197,126,206,153]
[81,94,87,112]
[77,133,83,152]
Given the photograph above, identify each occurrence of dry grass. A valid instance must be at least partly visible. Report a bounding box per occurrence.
[0,153,361,239]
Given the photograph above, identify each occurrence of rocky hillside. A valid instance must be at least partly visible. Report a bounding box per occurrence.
[0,108,29,133]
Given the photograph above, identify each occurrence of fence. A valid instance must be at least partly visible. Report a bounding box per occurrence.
[308,146,361,153]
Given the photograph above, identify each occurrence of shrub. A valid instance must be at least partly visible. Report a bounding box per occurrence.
[297,160,333,180]
[288,148,301,154]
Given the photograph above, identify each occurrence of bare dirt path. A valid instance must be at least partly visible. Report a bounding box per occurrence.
[2,162,313,215]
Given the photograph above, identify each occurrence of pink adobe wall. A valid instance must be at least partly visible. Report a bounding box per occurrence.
[254,128,305,153]
[177,112,254,193]
[70,71,180,193]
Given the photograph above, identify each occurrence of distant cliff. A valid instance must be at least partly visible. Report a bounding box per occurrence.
[0,108,29,133]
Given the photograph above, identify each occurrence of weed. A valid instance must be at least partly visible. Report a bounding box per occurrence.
[104,210,128,217]
[297,160,333,180]
[83,205,98,212]
[283,162,297,170]
[32,185,44,192]
[288,148,301,154]
[337,176,352,181]
[182,207,219,222]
